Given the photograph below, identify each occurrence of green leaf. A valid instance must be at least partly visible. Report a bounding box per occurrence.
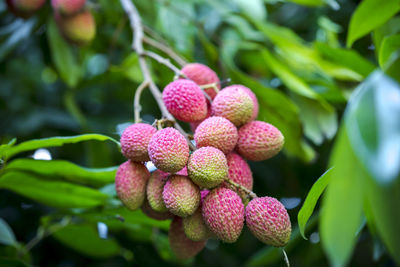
[285,0,325,6]
[5,159,117,187]
[0,171,109,208]
[47,18,82,88]
[372,16,400,56]
[298,168,332,239]
[0,218,17,247]
[232,0,266,21]
[320,129,364,267]
[2,134,119,160]
[53,224,120,258]
[378,34,400,69]
[347,0,400,47]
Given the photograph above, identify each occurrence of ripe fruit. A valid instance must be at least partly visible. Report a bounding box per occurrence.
[6,0,46,17]
[55,10,96,45]
[169,217,206,259]
[115,160,149,210]
[235,85,259,121]
[120,123,157,162]
[224,152,253,190]
[194,116,238,154]
[202,187,244,243]
[237,121,284,161]
[188,147,228,189]
[146,170,169,212]
[181,63,220,100]
[162,79,208,122]
[141,199,173,221]
[245,197,291,247]
[162,175,200,217]
[182,208,211,241]
[51,0,85,15]
[148,127,189,173]
[212,85,254,127]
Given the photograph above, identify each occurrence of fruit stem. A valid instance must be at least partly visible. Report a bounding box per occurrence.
[120,0,195,151]
[134,80,150,123]
[224,178,257,199]
[282,248,290,267]
[141,50,187,78]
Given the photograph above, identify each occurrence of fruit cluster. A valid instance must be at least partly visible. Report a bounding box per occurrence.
[116,63,291,259]
[6,0,96,45]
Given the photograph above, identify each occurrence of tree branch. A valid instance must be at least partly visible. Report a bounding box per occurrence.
[143,35,187,67]
[224,178,257,199]
[134,80,149,123]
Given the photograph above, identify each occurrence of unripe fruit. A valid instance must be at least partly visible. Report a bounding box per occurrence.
[202,188,244,243]
[162,79,208,122]
[115,160,149,210]
[183,208,211,241]
[237,121,284,161]
[245,197,291,247]
[162,175,200,217]
[120,123,157,162]
[51,0,85,15]
[188,147,228,189]
[169,217,206,259]
[141,199,173,221]
[212,86,254,127]
[146,170,169,212]
[235,85,259,121]
[55,10,96,45]
[194,116,238,154]
[181,63,220,100]
[148,127,189,173]
[6,0,46,18]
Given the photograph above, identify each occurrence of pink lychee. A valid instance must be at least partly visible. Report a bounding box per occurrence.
[181,63,220,100]
[51,0,85,15]
[120,123,157,162]
[234,85,259,121]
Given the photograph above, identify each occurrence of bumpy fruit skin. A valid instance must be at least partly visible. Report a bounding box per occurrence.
[245,197,291,247]
[115,160,150,210]
[202,188,244,243]
[194,116,238,154]
[141,199,173,221]
[51,0,85,15]
[6,0,46,17]
[55,10,96,45]
[212,86,254,127]
[237,121,284,161]
[183,208,211,241]
[235,85,259,121]
[224,152,253,190]
[120,123,157,162]
[169,217,206,259]
[181,63,220,100]
[162,79,208,122]
[148,127,189,173]
[188,147,228,189]
[146,170,169,212]
[162,175,200,217]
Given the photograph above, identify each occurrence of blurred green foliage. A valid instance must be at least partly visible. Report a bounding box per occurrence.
[1,0,400,266]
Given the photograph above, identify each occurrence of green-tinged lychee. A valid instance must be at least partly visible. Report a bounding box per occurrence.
[148,127,189,173]
[51,0,85,16]
[181,63,220,100]
[162,175,200,217]
[194,116,238,154]
[202,187,244,243]
[6,0,46,18]
[120,123,157,162]
[169,217,206,259]
[183,207,211,241]
[115,160,149,210]
[188,147,228,189]
[212,85,254,127]
[146,170,169,212]
[234,85,259,121]
[222,152,253,197]
[237,121,284,161]
[245,197,291,247]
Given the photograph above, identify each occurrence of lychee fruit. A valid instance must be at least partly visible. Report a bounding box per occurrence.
[245,197,291,247]
[182,208,211,241]
[51,0,85,16]
[237,121,284,161]
[162,175,200,217]
[120,123,157,162]
[148,127,189,173]
[115,160,149,210]
[162,79,208,122]
[235,85,259,121]
[188,147,228,189]
[212,85,254,127]
[6,0,46,18]
[146,170,169,212]
[224,152,253,190]
[194,116,238,154]
[181,63,220,99]
[141,199,173,221]
[55,9,96,45]
[202,187,244,243]
[169,217,206,259]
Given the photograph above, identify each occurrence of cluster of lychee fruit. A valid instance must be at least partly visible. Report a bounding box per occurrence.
[115,63,291,259]
[6,0,96,45]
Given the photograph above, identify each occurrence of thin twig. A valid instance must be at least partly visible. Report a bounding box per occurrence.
[224,178,257,199]
[143,35,187,67]
[141,50,187,78]
[134,80,150,123]
[282,248,290,267]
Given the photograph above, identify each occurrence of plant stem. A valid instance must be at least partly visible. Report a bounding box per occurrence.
[224,178,257,199]
[282,248,290,267]
[141,50,186,78]
[134,80,150,123]
[143,35,187,67]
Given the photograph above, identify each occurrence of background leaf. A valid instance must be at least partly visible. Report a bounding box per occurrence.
[0,218,17,247]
